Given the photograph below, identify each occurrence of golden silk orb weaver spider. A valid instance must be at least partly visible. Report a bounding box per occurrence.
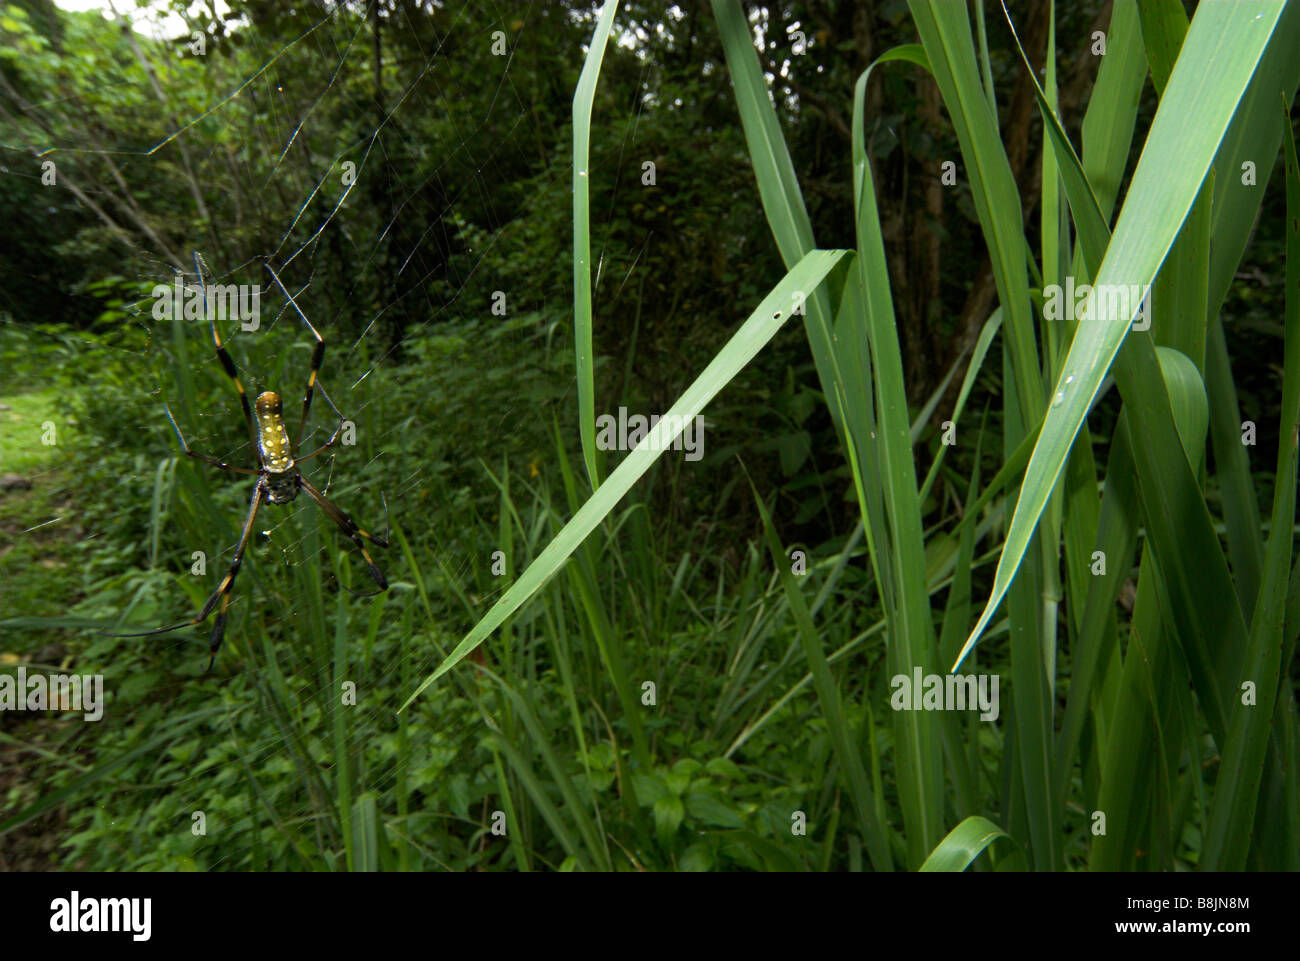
[106,254,389,670]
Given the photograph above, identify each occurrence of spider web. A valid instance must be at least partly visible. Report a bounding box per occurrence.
[2,0,601,870]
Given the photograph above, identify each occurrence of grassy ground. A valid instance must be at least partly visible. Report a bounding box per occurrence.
[0,386,81,631]
[0,386,85,870]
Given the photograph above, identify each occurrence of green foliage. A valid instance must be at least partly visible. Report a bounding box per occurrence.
[2,0,1297,873]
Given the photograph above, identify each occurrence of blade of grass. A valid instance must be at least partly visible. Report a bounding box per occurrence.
[910,0,1059,866]
[849,47,947,864]
[401,249,852,710]
[750,476,893,871]
[1202,101,1300,870]
[918,815,1013,872]
[955,0,1287,669]
[571,0,619,488]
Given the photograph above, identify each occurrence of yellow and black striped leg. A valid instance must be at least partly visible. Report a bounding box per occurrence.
[298,477,389,595]
[163,404,260,475]
[104,481,265,670]
[264,262,326,450]
[195,252,259,450]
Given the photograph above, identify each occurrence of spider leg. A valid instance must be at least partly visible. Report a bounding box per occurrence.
[104,481,266,670]
[338,578,381,598]
[163,403,260,475]
[195,252,258,450]
[295,382,345,464]
[263,261,326,451]
[298,477,389,594]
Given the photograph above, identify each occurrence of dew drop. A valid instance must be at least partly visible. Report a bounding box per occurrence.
[1052,392,1065,407]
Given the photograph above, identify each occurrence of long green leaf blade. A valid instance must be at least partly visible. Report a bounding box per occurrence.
[400,249,851,710]
[954,0,1288,670]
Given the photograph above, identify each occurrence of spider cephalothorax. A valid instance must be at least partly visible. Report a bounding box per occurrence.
[105,254,389,669]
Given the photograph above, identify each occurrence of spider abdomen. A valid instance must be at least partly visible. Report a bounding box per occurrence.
[254,391,295,473]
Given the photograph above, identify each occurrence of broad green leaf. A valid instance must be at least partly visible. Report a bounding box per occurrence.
[954,0,1288,670]
[918,815,1013,872]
